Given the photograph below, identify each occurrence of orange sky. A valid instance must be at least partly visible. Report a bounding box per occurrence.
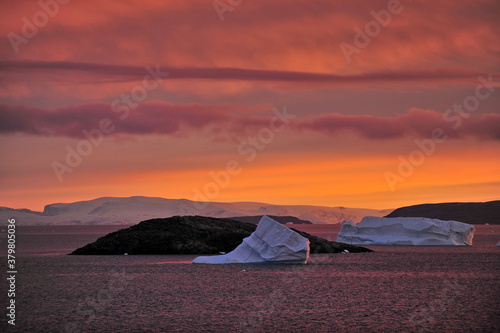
[1,0,499,211]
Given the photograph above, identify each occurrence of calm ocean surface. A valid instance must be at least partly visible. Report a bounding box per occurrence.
[1,224,499,332]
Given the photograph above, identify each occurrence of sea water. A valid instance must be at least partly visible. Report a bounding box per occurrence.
[0,225,498,332]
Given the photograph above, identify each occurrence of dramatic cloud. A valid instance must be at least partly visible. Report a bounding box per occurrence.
[1,0,498,74]
[297,109,500,140]
[2,103,499,141]
[0,60,495,86]
[1,0,499,210]
[0,102,233,138]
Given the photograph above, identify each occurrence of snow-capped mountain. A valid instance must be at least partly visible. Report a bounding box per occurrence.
[0,196,392,225]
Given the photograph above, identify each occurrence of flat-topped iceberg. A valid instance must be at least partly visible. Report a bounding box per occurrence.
[193,215,310,264]
[337,216,475,246]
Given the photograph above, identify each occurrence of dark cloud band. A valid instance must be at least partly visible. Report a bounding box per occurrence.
[0,60,494,85]
[1,102,499,141]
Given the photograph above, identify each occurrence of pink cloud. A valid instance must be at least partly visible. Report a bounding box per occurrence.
[1,60,494,86]
[297,108,500,140]
[0,102,232,138]
[2,103,499,141]
[2,1,498,75]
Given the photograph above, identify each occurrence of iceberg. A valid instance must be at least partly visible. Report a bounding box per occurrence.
[193,215,310,264]
[336,216,475,246]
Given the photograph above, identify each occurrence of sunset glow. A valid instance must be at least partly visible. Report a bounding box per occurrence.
[1,0,499,211]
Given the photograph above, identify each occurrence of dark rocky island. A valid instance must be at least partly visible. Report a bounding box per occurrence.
[229,215,313,224]
[386,200,500,225]
[70,215,372,255]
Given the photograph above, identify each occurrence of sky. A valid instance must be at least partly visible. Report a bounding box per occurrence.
[0,0,499,211]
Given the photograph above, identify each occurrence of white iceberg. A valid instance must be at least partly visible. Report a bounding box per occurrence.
[336,216,475,246]
[193,215,310,264]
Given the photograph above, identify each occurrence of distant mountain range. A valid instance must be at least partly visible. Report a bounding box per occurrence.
[0,196,391,226]
[3,196,496,226]
[385,200,500,225]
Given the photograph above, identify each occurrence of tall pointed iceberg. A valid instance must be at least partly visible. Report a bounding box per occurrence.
[193,215,310,264]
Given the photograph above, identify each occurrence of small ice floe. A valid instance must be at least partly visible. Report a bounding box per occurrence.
[241,269,246,272]
[124,253,128,256]
[342,250,349,254]
[496,241,500,247]
[219,251,226,255]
